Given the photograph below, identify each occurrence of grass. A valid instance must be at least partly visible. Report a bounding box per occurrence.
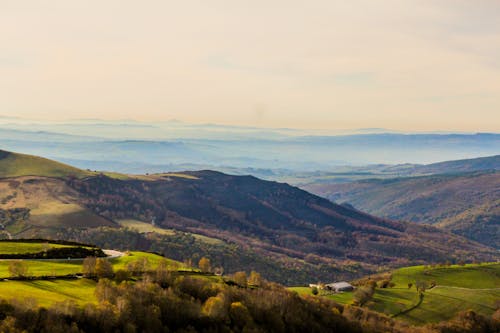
[97,172,199,181]
[0,279,97,307]
[289,286,354,304]
[0,260,83,278]
[289,263,500,325]
[0,149,198,182]
[0,241,76,254]
[117,219,223,245]
[0,249,185,307]
[0,150,91,179]
[109,251,185,271]
[401,287,499,324]
[384,263,500,324]
[0,250,179,278]
[391,263,500,289]
[117,219,175,236]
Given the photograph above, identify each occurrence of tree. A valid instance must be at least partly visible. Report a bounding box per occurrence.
[95,258,114,279]
[198,257,211,273]
[82,257,97,277]
[311,286,319,295]
[94,278,118,303]
[353,286,374,307]
[233,271,247,287]
[114,269,130,283]
[415,280,428,293]
[127,257,150,274]
[248,271,263,287]
[229,302,253,328]
[202,295,227,320]
[154,260,172,287]
[8,261,29,278]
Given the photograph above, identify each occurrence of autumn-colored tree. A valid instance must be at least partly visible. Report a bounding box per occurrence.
[94,278,118,303]
[353,285,374,307]
[248,271,262,287]
[95,258,114,279]
[126,257,150,274]
[229,302,253,328]
[415,280,429,293]
[114,269,130,283]
[154,260,172,287]
[202,295,227,320]
[233,271,247,287]
[82,256,97,277]
[198,257,211,273]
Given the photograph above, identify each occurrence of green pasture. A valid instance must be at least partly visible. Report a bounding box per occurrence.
[0,241,76,254]
[0,279,96,307]
[290,263,500,325]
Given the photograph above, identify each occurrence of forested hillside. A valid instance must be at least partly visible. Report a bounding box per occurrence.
[305,171,499,248]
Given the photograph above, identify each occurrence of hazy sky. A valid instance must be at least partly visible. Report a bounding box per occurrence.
[1,1,499,131]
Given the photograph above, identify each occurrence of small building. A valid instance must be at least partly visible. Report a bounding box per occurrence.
[324,281,353,292]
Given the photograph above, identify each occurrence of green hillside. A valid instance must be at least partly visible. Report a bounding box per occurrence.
[291,263,500,325]
[0,243,185,307]
[0,150,91,178]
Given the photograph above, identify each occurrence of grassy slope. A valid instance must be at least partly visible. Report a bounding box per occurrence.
[0,241,75,254]
[0,251,182,278]
[0,279,97,307]
[0,149,196,181]
[0,150,91,179]
[117,219,223,245]
[291,263,500,325]
[0,176,115,235]
[0,251,184,306]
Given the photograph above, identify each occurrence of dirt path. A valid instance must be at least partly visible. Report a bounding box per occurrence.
[103,249,126,259]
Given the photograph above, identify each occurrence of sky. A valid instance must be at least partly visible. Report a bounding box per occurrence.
[0,0,499,132]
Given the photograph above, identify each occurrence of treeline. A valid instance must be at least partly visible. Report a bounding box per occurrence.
[56,227,358,285]
[0,239,99,247]
[0,266,498,332]
[0,247,105,259]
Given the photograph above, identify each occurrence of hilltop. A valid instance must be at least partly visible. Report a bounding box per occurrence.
[412,155,499,174]
[0,149,91,178]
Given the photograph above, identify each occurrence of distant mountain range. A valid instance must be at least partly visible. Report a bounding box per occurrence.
[304,156,500,248]
[0,120,499,171]
[0,149,497,284]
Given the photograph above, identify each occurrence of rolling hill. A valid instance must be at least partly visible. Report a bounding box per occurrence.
[411,154,499,174]
[0,149,498,284]
[292,262,500,325]
[305,171,500,248]
[0,149,91,178]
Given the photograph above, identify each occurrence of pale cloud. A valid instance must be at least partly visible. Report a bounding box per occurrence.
[0,0,498,131]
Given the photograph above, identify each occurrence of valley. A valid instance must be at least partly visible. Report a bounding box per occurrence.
[0,149,497,286]
[305,169,499,248]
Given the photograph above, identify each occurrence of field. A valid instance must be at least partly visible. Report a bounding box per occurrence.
[117,219,223,245]
[0,244,188,307]
[290,263,500,325]
[0,150,91,179]
[0,241,77,254]
[0,279,97,307]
